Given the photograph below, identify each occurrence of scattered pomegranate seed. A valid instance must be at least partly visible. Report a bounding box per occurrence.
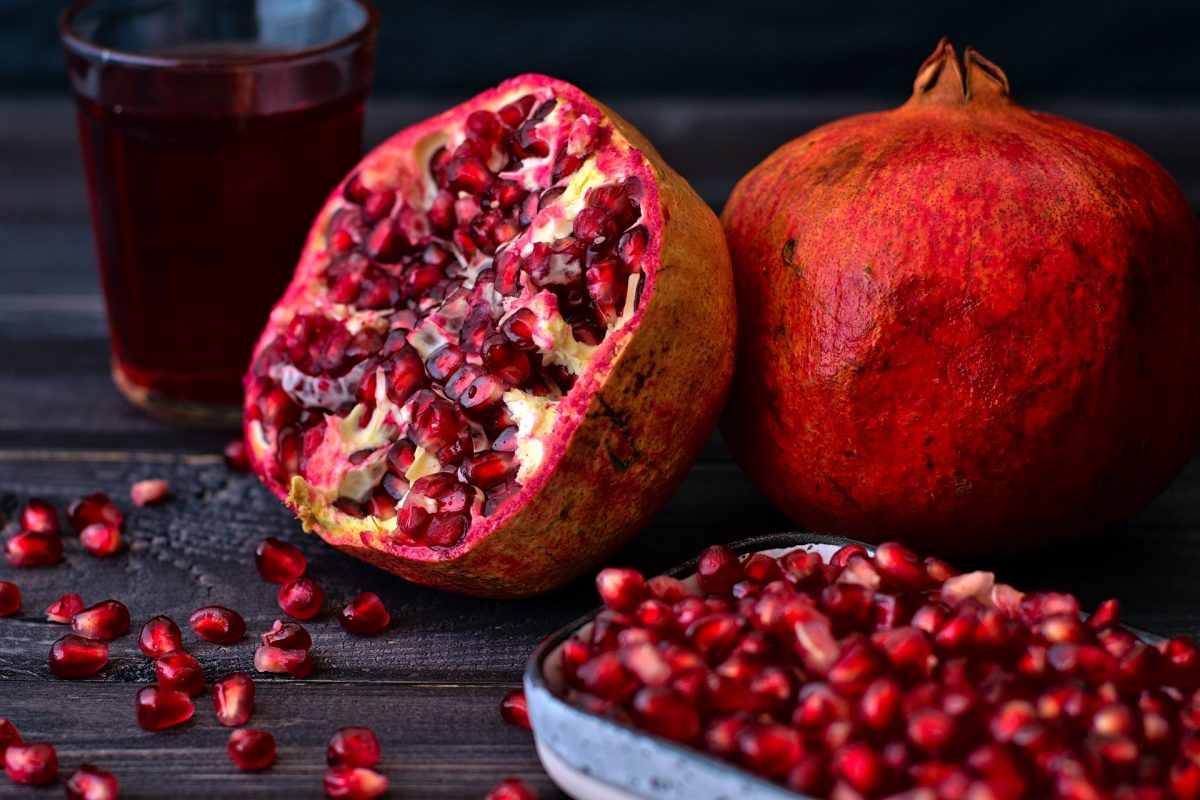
[327,726,381,768]
[130,478,170,506]
[339,592,390,635]
[66,492,123,532]
[49,634,109,678]
[224,439,251,471]
[46,592,84,623]
[485,777,539,800]
[139,615,183,659]
[262,619,313,650]
[19,497,60,534]
[254,536,307,583]
[0,581,19,616]
[278,577,324,620]
[65,763,119,800]
[80,522,122,557]
[254,645,313,678]
[0,718,19,755]
[4,742,57,785]
[212,673,256,727]
[156,650,205,696]
[188,605,246,644]
[72,600,130,641]
[596,567,648,613]
[499,689,530,729]
[4,531,63,566]
[135,686,194,731]
[227,729,276,771]
[324,765,388,800]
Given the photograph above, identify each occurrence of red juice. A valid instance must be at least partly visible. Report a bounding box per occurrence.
[74,92,364,413]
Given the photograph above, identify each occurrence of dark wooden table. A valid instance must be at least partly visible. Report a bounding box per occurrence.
[2,95,1200,799]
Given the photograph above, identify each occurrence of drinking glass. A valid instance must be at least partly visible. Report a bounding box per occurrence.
[59,0,378,427]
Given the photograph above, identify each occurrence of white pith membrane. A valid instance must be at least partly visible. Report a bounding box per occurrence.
[247,86,650,550]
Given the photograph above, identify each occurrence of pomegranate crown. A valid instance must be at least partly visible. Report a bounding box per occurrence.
[910,37,1012,106]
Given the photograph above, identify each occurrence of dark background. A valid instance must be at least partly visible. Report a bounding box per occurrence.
[5,0,1199,101]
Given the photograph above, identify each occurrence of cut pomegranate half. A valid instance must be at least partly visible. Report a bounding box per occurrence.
[242,74,735,598]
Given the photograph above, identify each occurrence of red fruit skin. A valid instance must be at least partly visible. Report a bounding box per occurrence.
[244,74,735,598]
[720,41,1200,557]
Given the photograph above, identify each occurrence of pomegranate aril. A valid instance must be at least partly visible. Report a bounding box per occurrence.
[46,592,84,623]
[500,689,531,729]
[696,544,743,594]
[49,634,109,678]
[632,686,701,743]
[72,600,130,640]
[485,778,540,800]
[19,497,59,534]
[0,581,19,616]
[67,492,123,532]
[324,766,388,799]
[873,541,927,587]
[738,723,804,778]
[328,726,381,768]
[139,615,183,659]
[65,764,119,800]
[424,514,468,548]
[212,672,256,727]
[80,522,122,557]
[0,717,19,756]
[255,537,307,583]
[573,206,617,246]
[339,592,390,635]
[596,567,648,613]
[188,605,246,644]
[255,645,313,678]
[228,729,276,771]
[5,742,57,785]
[156,650,205,696]
[135,685,194,730]
[130,478,169,506]
[277,577,324,620]
[262,619,313,651]
[4,531,63,566]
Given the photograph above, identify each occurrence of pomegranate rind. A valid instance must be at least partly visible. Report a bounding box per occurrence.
[245,74,734,596]
[719,42,1200,556]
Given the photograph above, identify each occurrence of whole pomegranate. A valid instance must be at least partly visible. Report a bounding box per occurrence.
[244,75,735,597]
[721,41,1200,556]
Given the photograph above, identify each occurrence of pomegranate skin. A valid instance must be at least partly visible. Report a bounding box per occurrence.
[245,74,735,597]
[721,41,1200,557]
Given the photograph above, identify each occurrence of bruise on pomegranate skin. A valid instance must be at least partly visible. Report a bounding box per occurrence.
[245,74,735,597]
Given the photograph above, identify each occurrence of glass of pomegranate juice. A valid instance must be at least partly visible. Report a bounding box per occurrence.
[59,0,378,427]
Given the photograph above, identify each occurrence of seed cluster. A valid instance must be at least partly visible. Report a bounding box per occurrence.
[561,542,1200,799]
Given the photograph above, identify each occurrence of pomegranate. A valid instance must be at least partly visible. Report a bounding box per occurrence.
[255,536,307,583]
[227,729,276,771]
[278,577,323,619]
[559,540,1200,798]
[4,742,57,785]
[0,580,19,616]
[65,764,119,800]
[243,74,735,597]
[720,40,1200,556]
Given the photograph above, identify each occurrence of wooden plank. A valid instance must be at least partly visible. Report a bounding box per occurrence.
[0,681,566,799]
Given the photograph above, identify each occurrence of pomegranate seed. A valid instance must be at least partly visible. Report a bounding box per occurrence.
[485,778,539,800]
[72,600,130,640]
[4,742,57,785]
[500,689,530,729]
[0,581,19,616]
[323,766,388,799]
[4,531,63,566]
[908,707,956,753]
[49,634,109,678]
[188,605,246,644]
[66,492,123,532]
[79,522,122,557]
[65,764,119,800]
[1088,598,1121,629]
[212,672,255,726]
[227,729,276,771]
[0,718,19,755]
[833,742,889,795]
[262,619,313,650]
[223,438,251,471]
[339,592,390,635]
[19,497,59,534]
[254,645,312,678]
[632,686,700,742]
[255,536,307,583]
[46,592,83,623]
[156,650,205,695]
[738,723,804,777]
[130,478,170,506]
[139,615,183,658]
[830,543,869,568]
[135,685,194,730]
[328,726,381,768]
[696,544,743,594]
[873,541,926,587]
[279,578,324,619]
[596,567,647,613]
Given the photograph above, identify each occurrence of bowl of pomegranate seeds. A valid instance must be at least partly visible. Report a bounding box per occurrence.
[523,534,1200,800]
